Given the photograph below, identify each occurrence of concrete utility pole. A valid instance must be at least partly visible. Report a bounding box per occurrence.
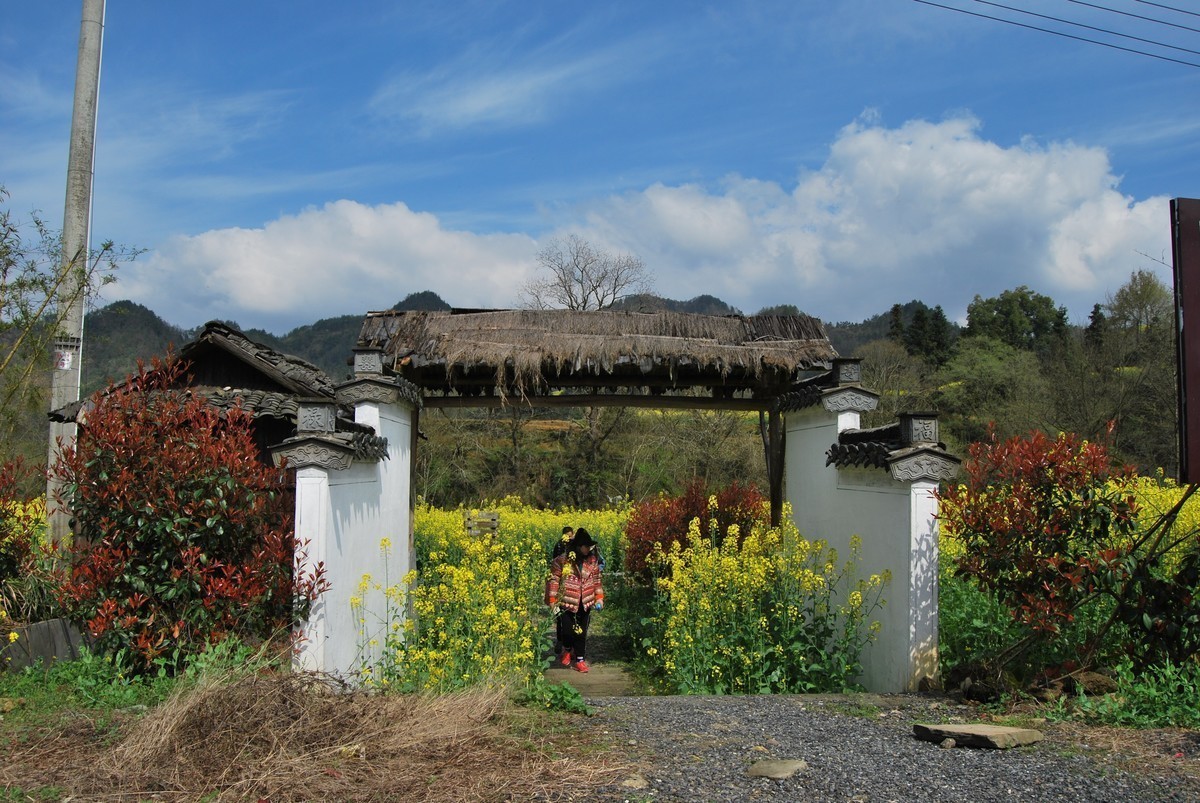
[47,0,105,544]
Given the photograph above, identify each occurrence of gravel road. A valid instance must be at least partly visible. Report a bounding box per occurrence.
[578,693,1200,803]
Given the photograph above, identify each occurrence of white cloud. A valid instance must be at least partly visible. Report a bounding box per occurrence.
[566,115,1169,323]
[368,35,657,136]
[119,200,536,332]
[121,115,1170,333]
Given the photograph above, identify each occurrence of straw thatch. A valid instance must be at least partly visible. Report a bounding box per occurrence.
[357,309,836,398]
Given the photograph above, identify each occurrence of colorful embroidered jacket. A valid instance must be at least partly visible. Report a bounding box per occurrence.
[547,552,604,613]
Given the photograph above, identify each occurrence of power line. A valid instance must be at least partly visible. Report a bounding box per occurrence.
[1066,0,1200,34]
[910,0,1200,68]
[973,0,1200,56]
[1135,0,1200,20]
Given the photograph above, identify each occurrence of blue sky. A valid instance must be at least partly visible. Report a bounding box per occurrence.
[3,1,1199,334]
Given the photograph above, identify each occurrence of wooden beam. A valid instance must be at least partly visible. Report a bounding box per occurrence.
[422,394,775,412]
[403,373,794,394]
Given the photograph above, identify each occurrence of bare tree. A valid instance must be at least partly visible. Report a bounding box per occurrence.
[0,186,134,464]
[521,234,651,310]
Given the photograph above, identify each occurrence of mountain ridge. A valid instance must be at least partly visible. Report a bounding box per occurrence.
[82,292,885,391]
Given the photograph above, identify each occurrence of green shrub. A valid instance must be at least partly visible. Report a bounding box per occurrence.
[938,572,1022,677]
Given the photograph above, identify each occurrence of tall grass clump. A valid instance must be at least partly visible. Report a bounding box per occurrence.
[640,500,888,694]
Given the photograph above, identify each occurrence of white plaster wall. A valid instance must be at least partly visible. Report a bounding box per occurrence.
[784,407,939,692]
[293,400,414,679]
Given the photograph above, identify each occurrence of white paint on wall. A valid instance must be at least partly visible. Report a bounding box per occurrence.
[292,399,415,679]
[785,406,940,693]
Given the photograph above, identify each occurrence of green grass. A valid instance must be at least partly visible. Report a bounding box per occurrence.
[0,648,174,732]
[0,786,68,802]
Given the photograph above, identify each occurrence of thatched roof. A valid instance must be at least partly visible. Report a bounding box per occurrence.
[357,309,836,399]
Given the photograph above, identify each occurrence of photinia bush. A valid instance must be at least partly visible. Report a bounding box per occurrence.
[624,480,766,573]
[52,358,326,673]
[937,425,1200,672]
[937,426,1138,636]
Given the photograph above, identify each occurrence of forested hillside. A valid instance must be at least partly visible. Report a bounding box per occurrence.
[4,273,1178,507]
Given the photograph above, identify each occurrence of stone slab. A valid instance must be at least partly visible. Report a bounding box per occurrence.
[544,662,638,697]
[1,618,85,673]
[748,759,808,779]
[913,723,1044,749]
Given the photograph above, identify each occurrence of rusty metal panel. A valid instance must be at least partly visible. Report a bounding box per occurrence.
[1172,198,1200,483]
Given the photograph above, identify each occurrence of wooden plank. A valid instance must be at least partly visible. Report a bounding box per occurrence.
[465,510,500,535]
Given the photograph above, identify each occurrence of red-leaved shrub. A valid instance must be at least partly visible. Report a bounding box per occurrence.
[52,358,326,672]
[937,426,1137,635]
[624,480,767,573]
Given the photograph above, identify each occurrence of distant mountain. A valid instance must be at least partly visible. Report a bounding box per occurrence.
[83,301,188,393]
[824,300,962,357]
[82,291,453,389]
[395,291,451,312]
[613,293,742,316]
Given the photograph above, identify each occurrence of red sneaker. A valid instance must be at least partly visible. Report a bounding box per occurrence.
[560,650,572,667]
[573,659,590,673]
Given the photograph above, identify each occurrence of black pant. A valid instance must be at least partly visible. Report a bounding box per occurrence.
[559,607,591,661]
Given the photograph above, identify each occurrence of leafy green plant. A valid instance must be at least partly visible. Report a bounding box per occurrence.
[51,358,327,674]
[0,646,174,721]
[1071,658,1200,729]
[516,675,593,715]
[938,572,1023,677]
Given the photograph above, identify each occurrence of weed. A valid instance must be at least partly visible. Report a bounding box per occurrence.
[1072,658,1200,728]
[516,676,593,715]
[0,787,66,802]
[827,698,882,719]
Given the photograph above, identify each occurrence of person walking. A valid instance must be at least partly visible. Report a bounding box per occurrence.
[547,528,604,673]
[548,525,574,657]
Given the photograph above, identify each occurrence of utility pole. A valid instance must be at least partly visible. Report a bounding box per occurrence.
[47,0,106,544]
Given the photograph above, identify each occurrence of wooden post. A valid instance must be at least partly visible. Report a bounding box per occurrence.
[767,409,785,527]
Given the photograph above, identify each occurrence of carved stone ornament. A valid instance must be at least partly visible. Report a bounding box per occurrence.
[297,401,337,433]
[821,388,879,413]
[354,349,384,376]
[272,441,354,471]
[900,412,939,445]
[889,453,959,482]
[832,359,863,385]
[337,380,401,406]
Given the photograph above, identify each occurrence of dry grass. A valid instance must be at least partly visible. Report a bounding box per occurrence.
[3,671,626,802]
[1043,718,1200,782]
[358,309,836,395]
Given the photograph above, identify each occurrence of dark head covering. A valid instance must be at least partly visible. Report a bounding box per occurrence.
[572,527,597,549]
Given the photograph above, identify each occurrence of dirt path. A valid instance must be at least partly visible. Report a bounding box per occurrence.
[543,618,640,696]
